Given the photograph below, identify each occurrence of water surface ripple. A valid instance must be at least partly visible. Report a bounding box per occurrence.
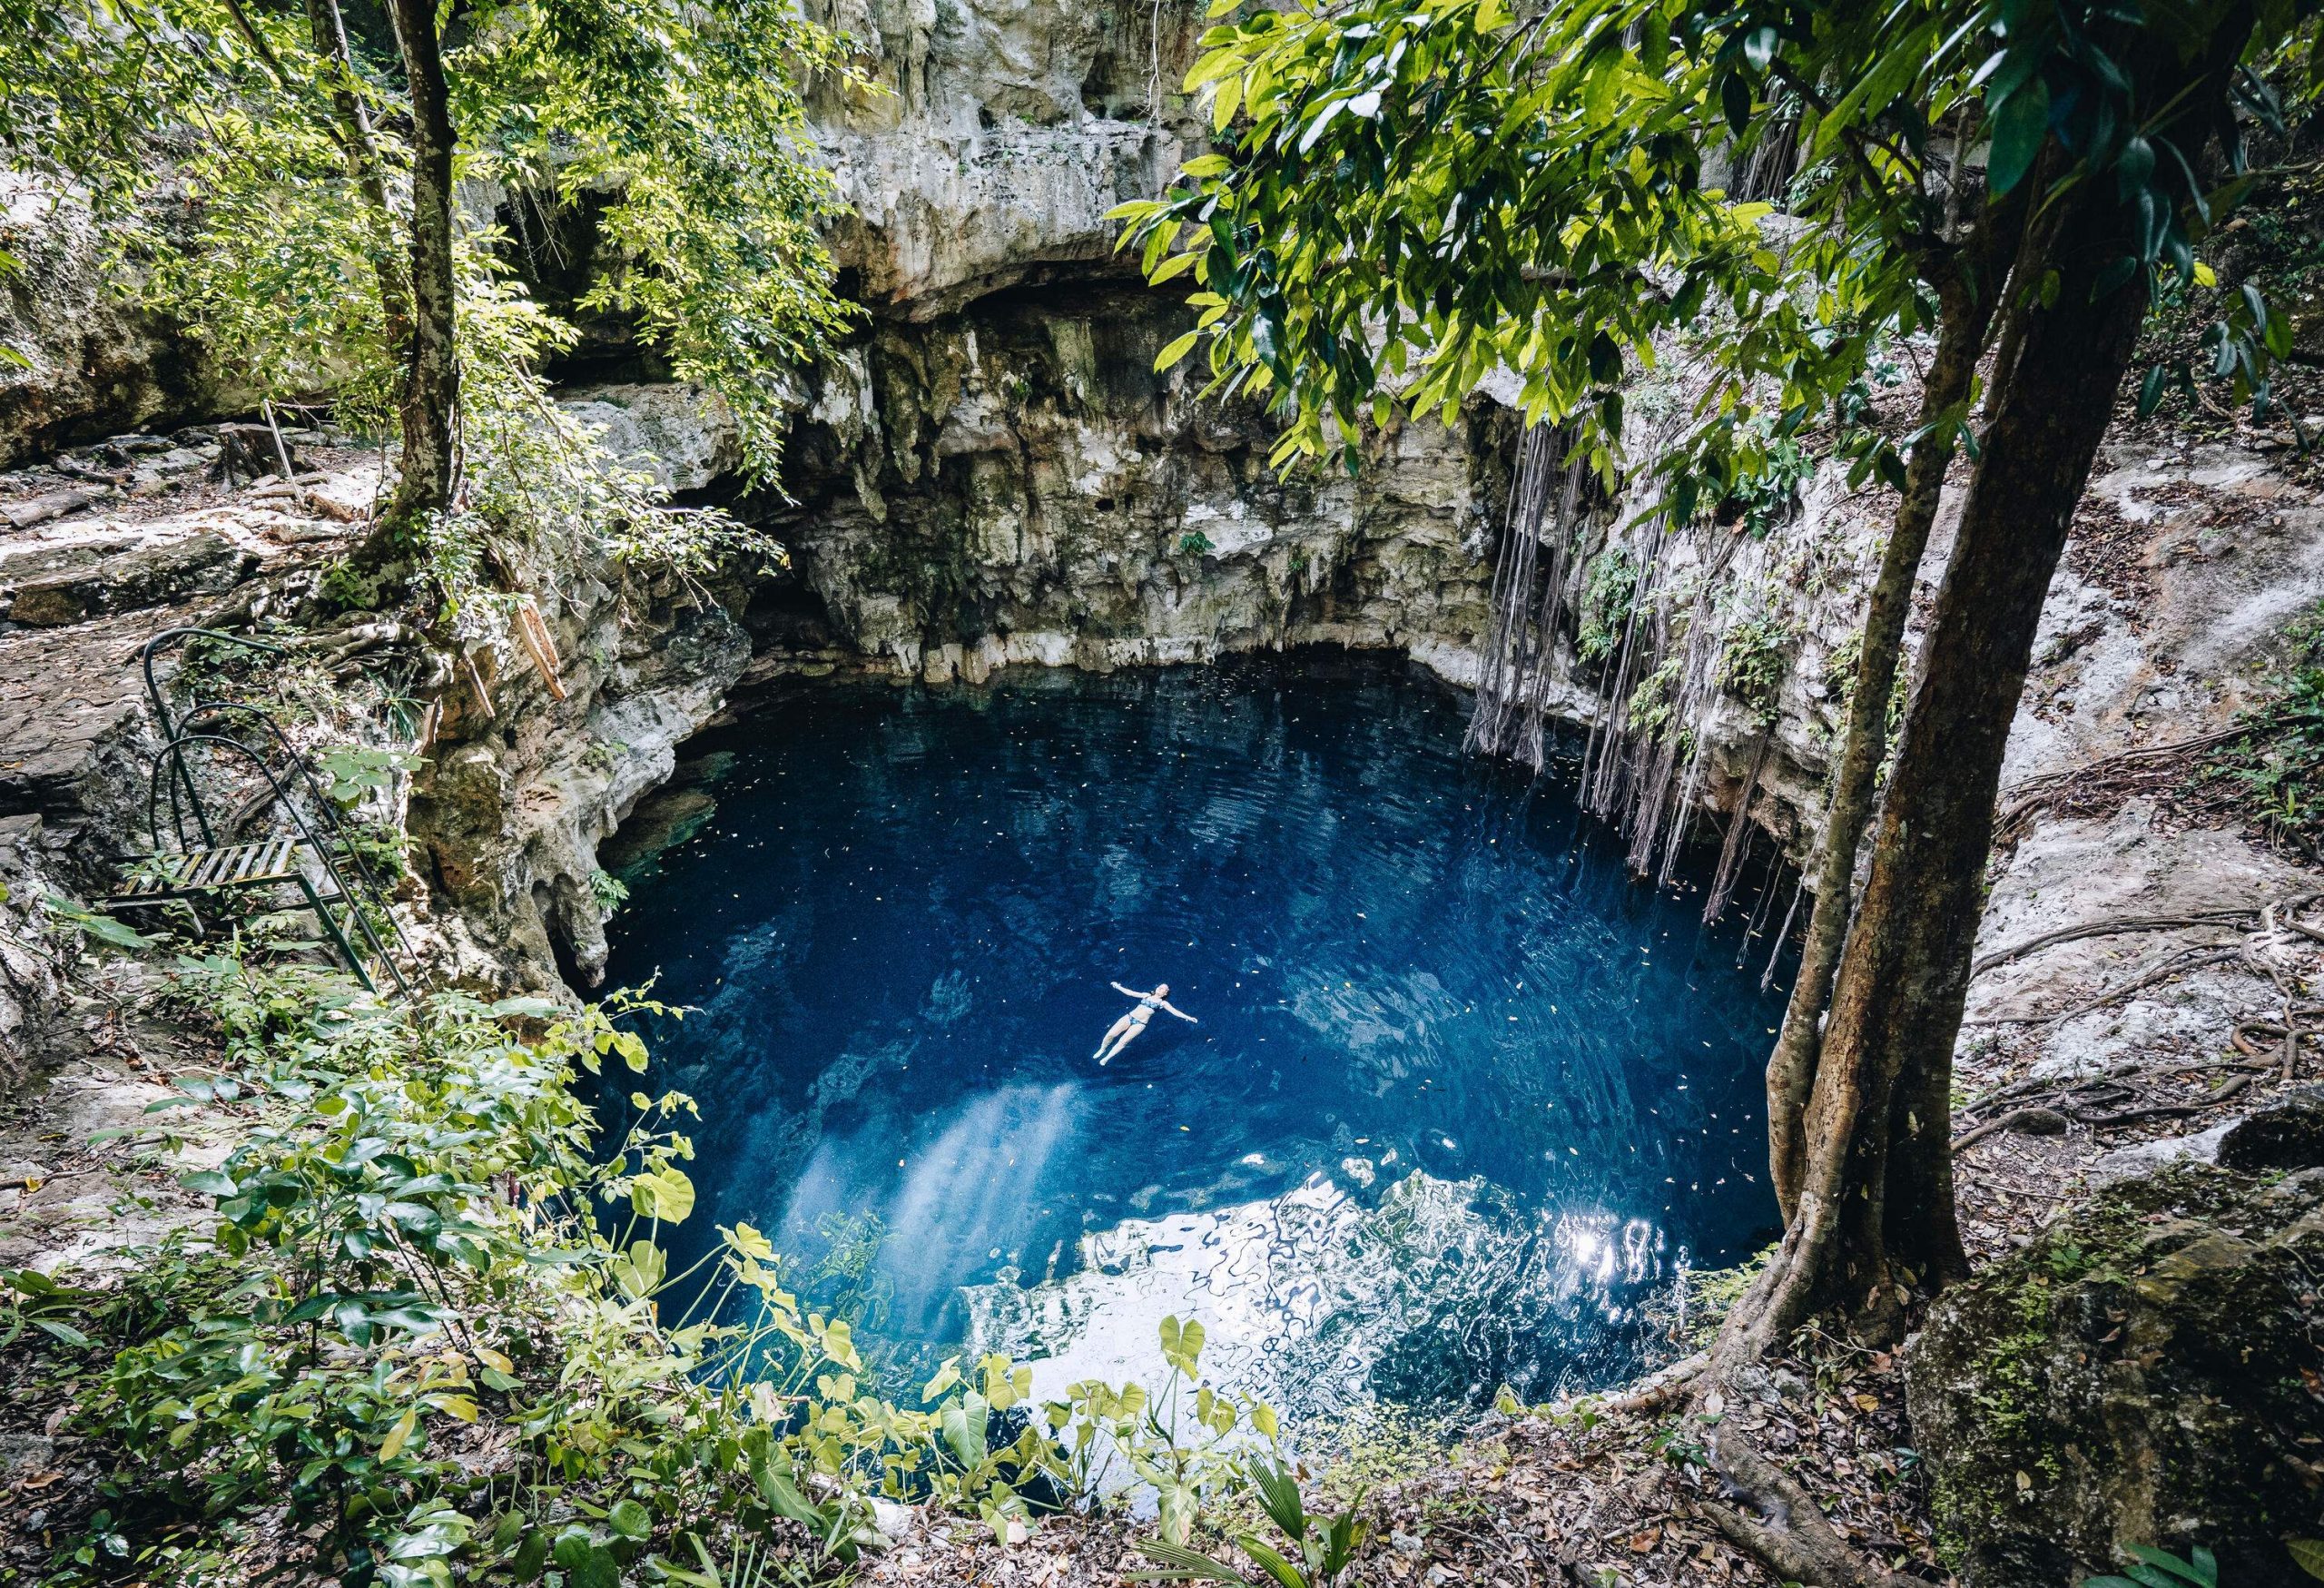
[603,659,1787,1414]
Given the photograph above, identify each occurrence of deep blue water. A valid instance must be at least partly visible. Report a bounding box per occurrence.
[601,658,1787,1415]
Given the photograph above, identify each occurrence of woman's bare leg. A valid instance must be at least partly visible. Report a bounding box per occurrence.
[1095,1012,1136,1061]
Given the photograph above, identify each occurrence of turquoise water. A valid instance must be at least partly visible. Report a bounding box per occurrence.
[601,658,1787,1415]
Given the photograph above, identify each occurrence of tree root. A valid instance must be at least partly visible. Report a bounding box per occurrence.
[1604,1352,1706,1415]
[2075,1071,2258,1129]
[1699,1419,1921,1588]
[1948,1105,2069,1154]
[1991,726,2251,847]
[1952,1062,2272,1150]
[1961,945,2240,1025]
[1968,909,2254,979]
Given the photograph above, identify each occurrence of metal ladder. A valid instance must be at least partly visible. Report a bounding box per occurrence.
[108,627,415,993]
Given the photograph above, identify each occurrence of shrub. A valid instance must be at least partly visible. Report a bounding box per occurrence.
[57,959,1277,1586]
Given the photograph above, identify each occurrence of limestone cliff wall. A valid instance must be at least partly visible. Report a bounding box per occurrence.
[0,181,231,466]
[754,281,1511,687]
[803,0,1209,314]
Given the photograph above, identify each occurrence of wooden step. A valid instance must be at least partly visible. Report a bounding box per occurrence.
[112,836,341,901]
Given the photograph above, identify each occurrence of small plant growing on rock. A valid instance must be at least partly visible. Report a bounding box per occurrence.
[40,893,161,952]
[315,744,425,806]
[588,867,631,916]
[1576,545,1640,665]
[1716,607,1798,729]
[1178,530,1216,558]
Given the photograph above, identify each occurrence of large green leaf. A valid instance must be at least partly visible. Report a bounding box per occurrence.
[1128,1540,1254,1585]
[1984,73,2051,195]
[631,1166,695,1224]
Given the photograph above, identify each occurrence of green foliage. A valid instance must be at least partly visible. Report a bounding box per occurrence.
[1820,627,1909,753]
[40,893,161,952]
[1049,1316,1279,1545]
[2201,618,2324,853]
[1130,1455,1369,1588]
[1113,0,1787,486]
[406,271,788,632]
[1296,1402,1450,1509]
[588,867,631,916]
[342,818,412,887]
[1111,0,2317,515]
[1645,1419,1709,1472]
[316,745,426,806]
[87,985,697,1581]
[457,3,858,477]
[1713,417,1816,538]
[0,1267,100,1350]
[1716,605,1797,728]
[4,0,852,478]
[1626,653,1687,745]
[1575,546,1639,666]
[2083,1543,2218,1588]
[63,950,1285,1588]
[0,0,848,627]
[1178,529,1216,557]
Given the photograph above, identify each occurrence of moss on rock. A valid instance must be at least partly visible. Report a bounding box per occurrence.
[1904,1159,2324,1586]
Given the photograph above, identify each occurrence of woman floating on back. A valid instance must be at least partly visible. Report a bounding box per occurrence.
[1095,981,1197,1065]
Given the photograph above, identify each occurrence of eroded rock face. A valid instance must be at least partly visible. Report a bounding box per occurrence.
[560,383,743,493]
[409,568,753,990]
[0,182,226,466]
[805,0,1207,314]
[1905,1144,2324,1586]
[757,281,1511,686]
[0,816,71,1081]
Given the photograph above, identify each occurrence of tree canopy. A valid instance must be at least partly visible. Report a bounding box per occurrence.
[1113,0,2311,509]
[0,0,856,609]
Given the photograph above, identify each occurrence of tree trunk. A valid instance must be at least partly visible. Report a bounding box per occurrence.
[305,0,412,352]
[1766,193,2024,1218]
[1728,16,2251,1354]
[373,0,458,557]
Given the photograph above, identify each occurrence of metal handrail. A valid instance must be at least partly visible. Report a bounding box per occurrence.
[139,626,290,742]
[142,731,410,995]
[138,626,422,980]
[169,700,419,972]
[142,627,291,849]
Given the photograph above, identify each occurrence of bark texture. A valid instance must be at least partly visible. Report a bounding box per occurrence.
[1764,197,2022,1218]
[378,0,458,551]
[1730,15,2252,1353]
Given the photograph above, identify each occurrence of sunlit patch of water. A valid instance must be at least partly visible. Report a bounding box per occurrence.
[961,1170,1679,1415]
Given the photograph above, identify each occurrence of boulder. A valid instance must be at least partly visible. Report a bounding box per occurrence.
[2218,1085,2324,1174]
[1905,1157,2324,1587]
[556,381,741,492]
[5,532,255,626]
[0,179,226,463]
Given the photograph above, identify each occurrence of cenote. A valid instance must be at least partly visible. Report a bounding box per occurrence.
[600,656,1787,1418]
